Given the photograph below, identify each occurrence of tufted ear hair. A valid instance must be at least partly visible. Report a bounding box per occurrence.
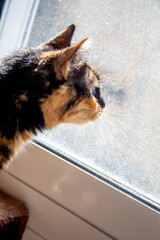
[52,37,89,80]
[38,24,75,50]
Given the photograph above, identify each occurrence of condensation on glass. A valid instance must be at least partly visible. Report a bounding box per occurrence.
[27,0,160,206]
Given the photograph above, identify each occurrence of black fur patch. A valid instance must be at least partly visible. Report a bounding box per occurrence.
[68,63,90,97]
[0,144,11,168]
[0,145,11,159]
[0,49,64,139]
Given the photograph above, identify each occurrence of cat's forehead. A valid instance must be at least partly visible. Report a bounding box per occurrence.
[86,65,99,86]
[70,60,99,88]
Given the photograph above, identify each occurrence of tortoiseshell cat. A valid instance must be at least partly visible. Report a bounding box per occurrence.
[0,25,105,169]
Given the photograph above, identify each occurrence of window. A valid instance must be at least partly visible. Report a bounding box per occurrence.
[29,0,160,209]
[0,0,160,239]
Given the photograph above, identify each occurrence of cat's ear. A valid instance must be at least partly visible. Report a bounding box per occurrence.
[53,37,89,80]
[38,24,75,50]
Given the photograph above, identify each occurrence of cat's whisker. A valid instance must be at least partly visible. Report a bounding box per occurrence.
[102,110,140,118]
[99,115,138,157]
[100,116,124,144]
[103,113,148,145]
[96,120,111,147]
[98,118,117,151]
[104,117,135,146]
[101,120,129,155]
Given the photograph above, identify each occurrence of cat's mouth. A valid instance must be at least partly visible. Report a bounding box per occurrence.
[91,102,104,121]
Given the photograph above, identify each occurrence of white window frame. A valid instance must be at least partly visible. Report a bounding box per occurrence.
[0,1,160,239]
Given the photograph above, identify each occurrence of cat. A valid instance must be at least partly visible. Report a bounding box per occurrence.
[0,24,105,169]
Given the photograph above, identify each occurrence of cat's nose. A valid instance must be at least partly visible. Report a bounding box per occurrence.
[98,97,105,109]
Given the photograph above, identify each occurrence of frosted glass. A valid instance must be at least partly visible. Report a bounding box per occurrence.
[28,0,160,206]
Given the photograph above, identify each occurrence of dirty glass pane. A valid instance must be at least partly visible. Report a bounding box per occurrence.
[27,0,160,207]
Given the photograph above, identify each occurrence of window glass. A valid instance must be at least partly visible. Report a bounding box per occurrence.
[25,0,160,207]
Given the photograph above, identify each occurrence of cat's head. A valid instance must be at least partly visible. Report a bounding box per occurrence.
[36,25,105,129]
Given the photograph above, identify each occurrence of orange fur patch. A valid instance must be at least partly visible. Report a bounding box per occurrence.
[40,85,71,129]
[39,51,58,60]
[40,85,102,128]
[61,97,102,124]
[0,130,32,166]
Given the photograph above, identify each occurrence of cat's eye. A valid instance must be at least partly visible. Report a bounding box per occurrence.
[92,86,96,96]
